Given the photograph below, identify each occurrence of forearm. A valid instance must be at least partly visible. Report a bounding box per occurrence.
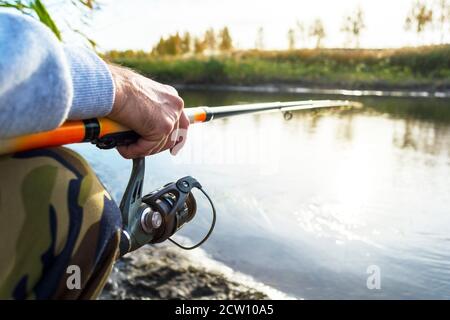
[0,10,114,138]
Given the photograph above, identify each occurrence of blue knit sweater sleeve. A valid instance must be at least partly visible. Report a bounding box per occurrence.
[0,10,114,138]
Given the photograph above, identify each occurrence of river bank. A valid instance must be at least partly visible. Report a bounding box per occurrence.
[105,45,450,92]
[100,244,291,300]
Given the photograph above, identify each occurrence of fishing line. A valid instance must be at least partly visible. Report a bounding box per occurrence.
[169,188,217,250]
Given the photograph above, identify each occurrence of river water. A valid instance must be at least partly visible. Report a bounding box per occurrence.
[72,88,450,299]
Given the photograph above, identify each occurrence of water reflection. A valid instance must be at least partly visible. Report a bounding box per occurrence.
[178,84,450,99]
[392,119,450,158]
[182,89,450,157]
[177,89,450,299]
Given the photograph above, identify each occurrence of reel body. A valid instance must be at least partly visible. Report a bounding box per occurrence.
[118,158,215,256]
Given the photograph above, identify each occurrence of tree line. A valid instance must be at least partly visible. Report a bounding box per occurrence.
[290,0,448,49]
[152,27,232,56]
[149,1,449,56]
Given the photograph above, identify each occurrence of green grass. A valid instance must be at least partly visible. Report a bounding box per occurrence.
[104,45,450,90]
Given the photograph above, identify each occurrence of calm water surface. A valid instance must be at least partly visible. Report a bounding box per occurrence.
[72,89,450,299]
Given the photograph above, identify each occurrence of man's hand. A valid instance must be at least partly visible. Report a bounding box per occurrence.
[107,65,189,159]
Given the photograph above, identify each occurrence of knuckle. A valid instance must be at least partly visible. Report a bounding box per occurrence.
[161,118,174,133]
[165,84,178,96]
[120,152,132,159]
[173,96,184,111]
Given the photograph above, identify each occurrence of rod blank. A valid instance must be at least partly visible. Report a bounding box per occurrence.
[185,100,362,123]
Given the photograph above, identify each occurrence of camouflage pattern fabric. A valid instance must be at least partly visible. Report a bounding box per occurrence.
[0,147,122,299]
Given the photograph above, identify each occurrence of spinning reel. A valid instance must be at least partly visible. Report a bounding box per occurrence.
[118,158,216,257]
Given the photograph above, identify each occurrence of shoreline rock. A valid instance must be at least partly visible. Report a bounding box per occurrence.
[100,245,270,300]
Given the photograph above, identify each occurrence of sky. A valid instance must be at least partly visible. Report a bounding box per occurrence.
[49,0,445,51]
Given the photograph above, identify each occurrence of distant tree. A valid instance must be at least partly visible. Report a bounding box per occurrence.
[194,37,207,55]
[152,32,183,56]
[181,32,192,54]
[435,0,450,43]
[405,0,434,43]
[219,27,233,52]
[255,26,265,50]
[341,6,366,48]
[204,28,217,52]
[167,32,183,55]
[287,28,296,50]
[295,21,307,48]
[309,19,326,48]
[152,37,166,56]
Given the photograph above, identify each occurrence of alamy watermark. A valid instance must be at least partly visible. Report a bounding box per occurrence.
[170,119,284,176]
[366,265,381,290]
[66,265,81,290]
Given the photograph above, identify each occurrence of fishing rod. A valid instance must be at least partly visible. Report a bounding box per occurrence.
[0,99,362,256]
[0,100,361,155]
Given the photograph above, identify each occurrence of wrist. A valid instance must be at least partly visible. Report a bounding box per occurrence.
[108,64,128,118]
